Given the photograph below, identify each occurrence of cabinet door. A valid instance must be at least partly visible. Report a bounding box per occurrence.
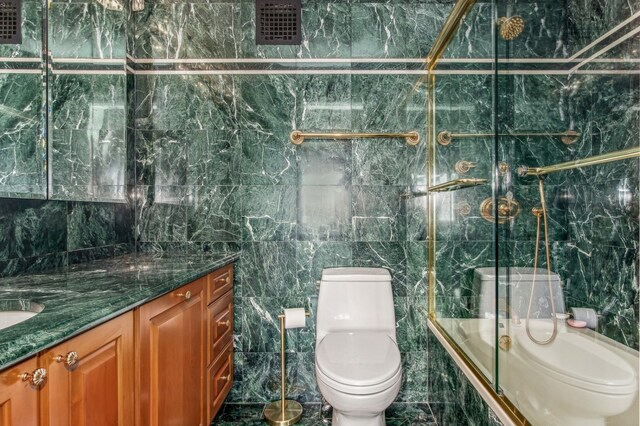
[42,311,134,426]
[0,357,41,426]
[136,278,205,426]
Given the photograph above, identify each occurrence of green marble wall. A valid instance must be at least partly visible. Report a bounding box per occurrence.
[130,0,457,406]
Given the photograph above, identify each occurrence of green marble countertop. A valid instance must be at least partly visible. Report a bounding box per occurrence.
[0,252,239,371]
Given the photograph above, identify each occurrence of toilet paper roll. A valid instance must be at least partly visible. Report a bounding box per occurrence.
[284,308,307,329]
[570,307,598,330]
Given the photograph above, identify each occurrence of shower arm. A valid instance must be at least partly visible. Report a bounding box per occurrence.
[517,147,640,177]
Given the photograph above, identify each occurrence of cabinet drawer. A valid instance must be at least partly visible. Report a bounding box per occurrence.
[208,265,233,305]
[207,343,233,422]
[207,289,233,365]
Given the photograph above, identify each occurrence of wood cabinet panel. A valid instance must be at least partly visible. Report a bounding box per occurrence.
[207,343,233,423]
[136,277,206,426]
[207,266,233,305]
[42,311,134,426]
[0,357,40,426]
[207,289,233,365]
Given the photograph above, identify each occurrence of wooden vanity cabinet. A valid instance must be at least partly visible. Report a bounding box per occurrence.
[0,356,41,426]
[206,265,234,422]
[40,311,134,426]
[0,262,235,426]
[136,276,206,426]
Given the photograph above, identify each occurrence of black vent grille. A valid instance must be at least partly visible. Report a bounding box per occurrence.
[256,0,301,45]
[0,0,20,45]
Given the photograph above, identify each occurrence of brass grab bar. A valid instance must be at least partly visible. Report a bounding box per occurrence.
[428,178,487,192]
[290,131,420,146]
[437,130,580,146]
[517,146,640,177]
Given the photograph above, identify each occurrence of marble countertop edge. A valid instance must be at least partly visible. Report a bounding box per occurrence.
[0,252,240,371]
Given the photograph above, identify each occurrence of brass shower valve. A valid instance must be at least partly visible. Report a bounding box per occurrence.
[454,160,477,175]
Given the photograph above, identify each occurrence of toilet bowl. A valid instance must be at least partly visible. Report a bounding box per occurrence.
[315,268,402,426]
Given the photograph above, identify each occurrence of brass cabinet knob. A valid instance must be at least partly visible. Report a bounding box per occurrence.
[55,351,79,367]
[22,368,47,387]
[225,276,231,285]
[217,319,231,327]
[219,374,231,382]
[176,290,191,301]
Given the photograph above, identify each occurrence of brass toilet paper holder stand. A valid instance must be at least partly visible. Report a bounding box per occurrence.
[263,310,311,426]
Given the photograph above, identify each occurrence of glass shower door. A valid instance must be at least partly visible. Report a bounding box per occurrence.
[494,1,639,424]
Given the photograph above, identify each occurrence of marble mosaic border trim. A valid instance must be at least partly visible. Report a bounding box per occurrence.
[427,320,518,426]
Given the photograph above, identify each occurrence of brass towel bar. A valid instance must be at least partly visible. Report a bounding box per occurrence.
[517,146,640,176]
[290,131,420,146]
[438,130,580,146]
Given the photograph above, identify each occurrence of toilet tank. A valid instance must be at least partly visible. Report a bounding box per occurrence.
[474,267,566,320]
[316,267,396,343]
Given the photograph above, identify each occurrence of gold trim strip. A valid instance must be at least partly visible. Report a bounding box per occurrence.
[425,0,478,71]
[517,146,640,176]
[429,320,531,426]
[289,131,420,146]
[437,130,580,146]
[428,178,487,192]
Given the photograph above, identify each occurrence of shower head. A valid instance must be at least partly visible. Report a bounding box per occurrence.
[497,16,525,41]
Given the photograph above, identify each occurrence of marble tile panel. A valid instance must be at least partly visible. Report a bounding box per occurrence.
[49,2,125,59]
[241,185,297,242]
[297,140,352,187]
[352,138,408,186]
[0,200,67,261]
[351,186,406,242]
[187,185,241,243]
[188,131,241,186]
[240,131,298,185]
[297,185,352,241]
[299,1,351,59]
[67,202,115,251]
[238,242,297,298]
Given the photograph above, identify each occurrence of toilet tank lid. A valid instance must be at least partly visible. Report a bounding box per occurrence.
[474,267,561,282]
[321,267,391,282]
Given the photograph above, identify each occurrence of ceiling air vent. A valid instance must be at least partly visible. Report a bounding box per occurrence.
[0,0,20,45]
[256,0,301,46]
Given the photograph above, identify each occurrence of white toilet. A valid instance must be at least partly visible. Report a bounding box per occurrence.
[315,267,402,426]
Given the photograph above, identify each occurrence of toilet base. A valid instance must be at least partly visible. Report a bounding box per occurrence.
[332,409,385,426]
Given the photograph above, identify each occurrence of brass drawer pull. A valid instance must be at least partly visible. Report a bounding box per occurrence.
[176,290,191,301]
[22,368,47,387]
[55,351,79,367]
[217,319,231,327]
[219,374,231,382]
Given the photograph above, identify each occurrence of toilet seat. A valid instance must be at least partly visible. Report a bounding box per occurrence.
[516,332,638,395]
[316,332,402,395]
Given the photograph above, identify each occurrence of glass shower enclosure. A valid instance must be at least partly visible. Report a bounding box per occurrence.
[427,1,639,425]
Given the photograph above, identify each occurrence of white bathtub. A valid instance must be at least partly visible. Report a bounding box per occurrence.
[440,318,639,426]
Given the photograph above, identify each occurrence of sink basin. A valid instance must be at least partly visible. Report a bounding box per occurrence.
[0,300,44,331]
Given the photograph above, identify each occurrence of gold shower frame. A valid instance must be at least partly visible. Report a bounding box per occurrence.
[424,1,531,424]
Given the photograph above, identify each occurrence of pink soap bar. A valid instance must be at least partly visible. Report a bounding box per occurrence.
[568,319,587,328]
